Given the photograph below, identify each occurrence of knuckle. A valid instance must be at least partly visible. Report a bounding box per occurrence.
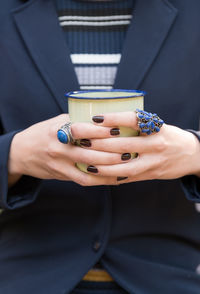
[128,163,138,177]
[148,168,157,179]
[49,124,58,139]
[148,159,164,179]
[71,123,83,139]
[114,154,124,164]
[120,139,133,153]
[47,142,60,159]
[126,170,133,178]
[149,168,161,180]
[109,155,118,165]
[46,160,59,175]
[120,143,129,153]
[77,150,90,164]
[155,136,168,152]
[93,139,109,152]
[102,154,118,165]
[157,169,165,179]
[78,175,90,186]
[125,165,134,177]
[105,113,114,125]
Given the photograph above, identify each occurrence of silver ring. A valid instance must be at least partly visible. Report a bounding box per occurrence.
[57,122,75,144]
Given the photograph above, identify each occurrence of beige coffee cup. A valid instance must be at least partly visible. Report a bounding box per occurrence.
[66,89,145,173]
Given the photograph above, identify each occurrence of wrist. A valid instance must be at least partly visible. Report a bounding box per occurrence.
[8,131,24,177]
[186,130,200,177]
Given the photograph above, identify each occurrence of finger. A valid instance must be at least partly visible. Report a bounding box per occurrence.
[86,155,155,177]
[122,171,155,184]
[69,145,131,165]
[58,162,121,186]
[124,160,165,182]
[71,122,120,139]
[92,111,139,130]
[89,135,165,154]
[47,141,132,166]
[49,116,119,141]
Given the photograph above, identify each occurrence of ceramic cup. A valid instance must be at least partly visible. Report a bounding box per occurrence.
[66,89,145,173]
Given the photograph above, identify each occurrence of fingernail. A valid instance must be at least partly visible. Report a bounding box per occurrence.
[110,128,120,136]
[92,116,104,123]
[117,177,128,181]
[121,153,131,161]
[87,165,98,173]
[80,139,91,147]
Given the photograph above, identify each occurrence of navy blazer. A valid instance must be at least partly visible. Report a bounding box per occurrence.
[0,0,200,293]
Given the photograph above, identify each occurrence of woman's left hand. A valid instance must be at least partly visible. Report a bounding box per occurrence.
[84,111,200,182]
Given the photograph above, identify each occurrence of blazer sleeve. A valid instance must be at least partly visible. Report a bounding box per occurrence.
[0,130,41,210]
[181,130,200,202]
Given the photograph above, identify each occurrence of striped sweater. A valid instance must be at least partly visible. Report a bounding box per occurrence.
[55,0,134,90]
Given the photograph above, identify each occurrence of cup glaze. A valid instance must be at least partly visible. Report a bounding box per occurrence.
[66,89,145,173]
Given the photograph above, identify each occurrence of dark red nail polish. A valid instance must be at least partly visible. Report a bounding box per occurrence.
[117,177,128,181]
[121,153,131,161]
[110,128,120,136]
[92,116,104,123]
[87,165,98,173]
[80,139,91,147]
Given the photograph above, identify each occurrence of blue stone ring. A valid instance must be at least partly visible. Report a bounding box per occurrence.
[135,109,164,135]
[57,122,75,144]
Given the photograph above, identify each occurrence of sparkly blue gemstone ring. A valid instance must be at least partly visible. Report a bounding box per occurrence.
[136,109,164,135]
[57,122,75,144]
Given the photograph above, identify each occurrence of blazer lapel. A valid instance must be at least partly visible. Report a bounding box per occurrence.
[12,0,79,113]
[115,0,178,89]
[12,0,178,109]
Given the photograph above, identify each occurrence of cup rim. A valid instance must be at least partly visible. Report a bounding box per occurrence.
[65,89,146,100]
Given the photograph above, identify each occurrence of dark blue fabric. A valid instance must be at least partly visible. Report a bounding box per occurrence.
[0,130,41,209]
[55,0,133,11]
[54,31,129,54]
[0,0,200,293]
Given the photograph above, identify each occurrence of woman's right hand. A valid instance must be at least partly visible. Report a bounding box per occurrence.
[8,114,130,187]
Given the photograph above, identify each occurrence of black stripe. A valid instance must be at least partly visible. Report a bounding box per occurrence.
[62,25,128,32]
[60,18,131,22]
[58,8,133,17]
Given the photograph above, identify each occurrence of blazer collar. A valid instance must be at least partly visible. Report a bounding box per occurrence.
[115,0,178,89]
[13,0,178,112]
[13,0,79,113]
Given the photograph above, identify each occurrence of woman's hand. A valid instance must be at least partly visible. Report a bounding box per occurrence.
[8,114,132,187]
[84,111,200,182]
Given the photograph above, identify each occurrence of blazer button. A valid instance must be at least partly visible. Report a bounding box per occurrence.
[93,241,101,252]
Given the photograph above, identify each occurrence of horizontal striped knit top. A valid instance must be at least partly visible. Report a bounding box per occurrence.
[54,0,134,90]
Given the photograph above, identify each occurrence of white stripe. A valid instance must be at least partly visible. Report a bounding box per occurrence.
[71,54,121,64]
[74,66,117,85]
[59,15,132,21]
[60,20,130,27]
[80,85,113,90]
